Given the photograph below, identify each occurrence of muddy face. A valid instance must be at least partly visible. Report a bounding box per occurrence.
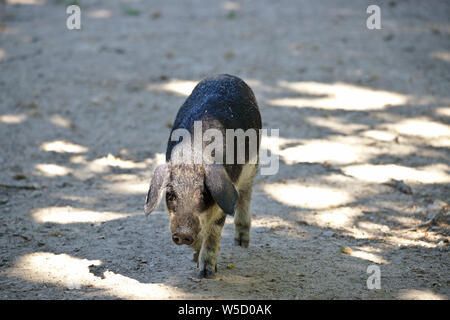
[165,164,214,246]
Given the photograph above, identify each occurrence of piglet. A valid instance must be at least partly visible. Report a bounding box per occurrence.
[145,74,262,278]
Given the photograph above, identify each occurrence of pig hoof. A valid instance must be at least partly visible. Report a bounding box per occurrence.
[197,259,216,279]
[198,268,215,279]
[234,238,249,248]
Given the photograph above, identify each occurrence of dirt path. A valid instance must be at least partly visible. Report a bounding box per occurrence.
[0,0,449,299]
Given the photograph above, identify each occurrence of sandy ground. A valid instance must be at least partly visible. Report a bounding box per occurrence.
[0,0,449,300]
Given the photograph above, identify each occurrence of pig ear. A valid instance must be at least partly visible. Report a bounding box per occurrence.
[205,165,238,216]
[144,163,170,216]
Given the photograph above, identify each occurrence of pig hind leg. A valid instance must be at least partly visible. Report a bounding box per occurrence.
[234,164,257,248]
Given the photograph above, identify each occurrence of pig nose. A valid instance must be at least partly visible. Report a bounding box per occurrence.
[172,232,194,245]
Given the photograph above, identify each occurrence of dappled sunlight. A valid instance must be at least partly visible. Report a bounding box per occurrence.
[6,252,101,289]
[306,116,367,135]
[389,118,450,138]
[252,216,295,229]
[267,81,408,111]
[435,138,450,148]
[385,234,440,249]
[260,135,290,155]
[291,207,361,229]
[5,0,44,4]
[69,154,148,180]
[41,140,88,154]
[280,140,361,165]
[342,163,450,184]
[222,1,241,11]
[0,26,20,35]
[398,289,447,300]
[104,174,149,195]
[389,215,424,227]
[91,154,147,170]
[388,118,450,147]
[49,115,73,129]
[261,134,366,165]
[347,247,388,264]
[263,183,352,210]
[56,194,100,205]
[6,252,188,299]
[435,107,450,117]
[0,113,27,124]
[363,130,397,142]
[357,221,390,235]
[87,9,113,19]
[338,209,444,248]
[0,48,6,62]
[106,181,148,195]
[34,151,151,189]
[347,221,441,248]
[291,205,443,249]
[148,80,197,97]
[431,51,450,63]
[69,155,86,164]
[35,163,72,177]
[30,206,131,224]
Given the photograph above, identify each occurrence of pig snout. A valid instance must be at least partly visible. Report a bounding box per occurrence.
[172,229,195,245]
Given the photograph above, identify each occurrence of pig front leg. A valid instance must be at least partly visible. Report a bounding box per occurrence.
[190,233,203,264]
[197,212,226,279]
